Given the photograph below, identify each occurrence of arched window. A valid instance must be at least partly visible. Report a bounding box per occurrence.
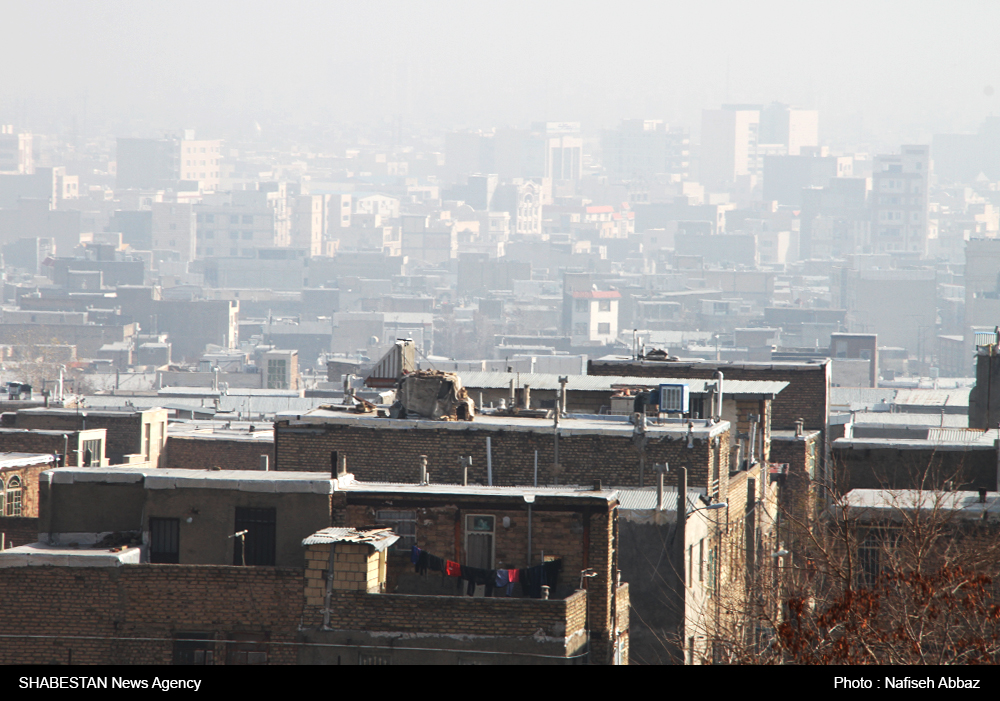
[5,477,21,517]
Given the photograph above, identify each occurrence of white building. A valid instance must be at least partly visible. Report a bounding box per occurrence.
[570,290,621,345]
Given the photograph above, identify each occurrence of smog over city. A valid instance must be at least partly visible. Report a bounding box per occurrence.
[0,0,1000,670]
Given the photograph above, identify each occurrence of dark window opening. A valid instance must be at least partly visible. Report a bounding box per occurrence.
[226,632,268,665]
[149,517,180,564]
[173,632,214,665]
[234,507,276,566]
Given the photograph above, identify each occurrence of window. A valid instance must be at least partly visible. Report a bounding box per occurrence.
[698,539,705,583]
[598,323,611,335]
[575,299,589,313]
[173,633,214,665]
[267,359,287,389]
[149,517,180,563]
[464,514,495,570]
[376,510,416,552]
[81,439,101,466]
[226,633,268,665]
[5,477,21,517]
[598,300,611,312]
[573,323,588,336]
[233,508,276,566]
[242,215,254,224]
[242,231,253,240]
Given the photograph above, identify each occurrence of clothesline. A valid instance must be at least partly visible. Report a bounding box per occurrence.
[410,545,562,598]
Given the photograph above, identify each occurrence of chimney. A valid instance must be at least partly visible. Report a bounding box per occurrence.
[523,384,531,409]
[419,455,428,485]
[980,488,988,504]
[330,451,338,479]
[795,418,804,437]
[260,455,269,472]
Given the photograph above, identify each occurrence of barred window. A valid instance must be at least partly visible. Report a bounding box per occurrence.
[376,510,416,552]
[4,477,21,517]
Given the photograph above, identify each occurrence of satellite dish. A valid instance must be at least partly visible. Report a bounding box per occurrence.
[369,336,379,346]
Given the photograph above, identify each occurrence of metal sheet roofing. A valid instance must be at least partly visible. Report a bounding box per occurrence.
[302,527,399,551]
[616,486,707,512]
[457,371,788,396]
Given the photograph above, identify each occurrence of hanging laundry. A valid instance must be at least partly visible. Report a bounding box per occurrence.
[415,549,430,575]
[427,553,445,574]
[445,560,462,577]
[411,545,421,565]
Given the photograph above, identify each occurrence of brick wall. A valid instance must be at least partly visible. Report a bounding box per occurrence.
[588,360,829,433]
[302,587,587,640]
[275,422,726,493]
[0,460,51,518]
[0,516,38,548]
[832,446,997,494]
[0,565,303,665]
[771,433,820,528]
[166,435,274,471]
[0,432,74,464]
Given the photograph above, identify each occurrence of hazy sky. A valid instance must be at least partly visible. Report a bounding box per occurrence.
[2,0,999,147]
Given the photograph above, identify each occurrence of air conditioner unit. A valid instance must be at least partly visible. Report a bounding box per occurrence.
[657,383,689,413]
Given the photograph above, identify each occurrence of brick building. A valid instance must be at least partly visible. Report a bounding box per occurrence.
[2,466,629,664]
[0,428,107,467]
[0,452,56,548]
[273,410,731,498]
[14,407,167,466]
[831,431,998,495]
[165,429,273,471]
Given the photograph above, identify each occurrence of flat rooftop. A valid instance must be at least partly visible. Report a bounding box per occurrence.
[0,542,141,568]
[591,357,830,371]
[834,428,998,451]
[842,489,1000,520]
[277,409,731,439]
[457,371,788,397]
[0,452,57,468]
[40,467,620,504]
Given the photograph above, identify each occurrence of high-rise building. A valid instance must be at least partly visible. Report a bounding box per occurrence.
[179,138,223,192]
[601,119,690,181]
[0,126,33,174]
[699,106,760,190]
[759,103,819,156]
[871,145,930,254]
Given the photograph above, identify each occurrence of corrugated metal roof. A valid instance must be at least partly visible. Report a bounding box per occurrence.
[302,527,399,551]
[926,428,989,444]
[457,371,788,396]
[616,486,707,512]
[894,388,970,408]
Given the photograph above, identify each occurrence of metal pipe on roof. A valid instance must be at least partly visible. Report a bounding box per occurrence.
[486,439,492,486]
[715,370,724,423]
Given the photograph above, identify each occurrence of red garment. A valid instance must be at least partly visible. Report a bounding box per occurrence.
[446,560,461,577]
[508,568,519,583]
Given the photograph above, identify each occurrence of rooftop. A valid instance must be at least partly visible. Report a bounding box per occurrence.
[0,542,141,568]
[277,409,731,439]
[592,357,830,371]
[0,453,57,468]
[456,371,788,397]
[39,468,620,505]
[834,429,998,451]
[841,489,1000,520]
